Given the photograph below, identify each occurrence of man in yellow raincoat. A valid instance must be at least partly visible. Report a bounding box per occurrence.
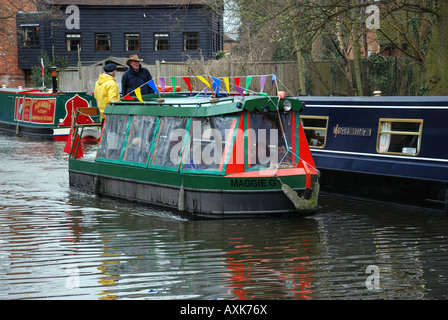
[94,63,120,120]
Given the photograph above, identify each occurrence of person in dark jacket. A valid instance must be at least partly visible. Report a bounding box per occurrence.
[121,54,155,96]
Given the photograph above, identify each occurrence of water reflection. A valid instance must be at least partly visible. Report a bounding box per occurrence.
[1,134,448,300]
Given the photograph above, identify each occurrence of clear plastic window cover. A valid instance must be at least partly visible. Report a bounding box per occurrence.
[98,115,236,170]
[98,113,294,170]
[123,115,157,163]
[185,117,235,171]
[248,113,293,168]
[97,114,130,160]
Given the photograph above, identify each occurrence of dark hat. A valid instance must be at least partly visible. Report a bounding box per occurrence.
[104,63,117,72]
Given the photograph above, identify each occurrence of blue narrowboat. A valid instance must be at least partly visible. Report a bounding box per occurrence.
[299,96,448,212]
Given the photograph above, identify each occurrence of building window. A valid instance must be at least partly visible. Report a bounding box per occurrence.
[300,116,329,148]
[20,25,40,48]
[96,33,111,51]
[184,32,199,50]
[154,33,169,51]
[377,118,423,155]
[212,32,217,53]
[66,33,81,51]
[125,33,140,51]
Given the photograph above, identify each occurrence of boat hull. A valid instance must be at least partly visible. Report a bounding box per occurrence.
[0,89,97,140]
[69,161,318,218]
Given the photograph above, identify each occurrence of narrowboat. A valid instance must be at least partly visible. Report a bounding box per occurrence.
[68,92,320,218]
[299,96,448,212]
[0,87,99,140]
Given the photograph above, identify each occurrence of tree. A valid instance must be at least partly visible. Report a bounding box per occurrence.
[226,0,447,96]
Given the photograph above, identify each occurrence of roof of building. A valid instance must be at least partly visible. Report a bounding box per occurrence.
[48,0,206,6]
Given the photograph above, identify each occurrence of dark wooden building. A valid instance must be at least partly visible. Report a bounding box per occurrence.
[16,0,224,73]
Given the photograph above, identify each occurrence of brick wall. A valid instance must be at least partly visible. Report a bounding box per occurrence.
[0,0,37,87]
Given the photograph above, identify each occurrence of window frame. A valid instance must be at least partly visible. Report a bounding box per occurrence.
[154,33,170,51]
[20,25,40,48]
[300,115,329,149]
[125,33,140,51]
[183,32,199,51]
[182,116,239,175]
[65,33,81,52]
[376,118,423,156]
[95,33,111,51]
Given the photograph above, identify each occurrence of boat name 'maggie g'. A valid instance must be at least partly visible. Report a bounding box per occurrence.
[68,91,320,218]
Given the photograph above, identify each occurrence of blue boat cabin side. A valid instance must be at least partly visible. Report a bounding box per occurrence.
[299,96,448,210]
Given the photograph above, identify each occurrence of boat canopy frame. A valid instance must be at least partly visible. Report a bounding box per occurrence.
[92,94,308,176]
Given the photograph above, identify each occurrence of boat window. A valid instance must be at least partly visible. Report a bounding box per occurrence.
[150,117,188,168]
[97,114,130,161]
[123,115,157,165]
[377,119,423,155]
[185,117,236,172]
[300,116,328,148]
[247,113,290,169]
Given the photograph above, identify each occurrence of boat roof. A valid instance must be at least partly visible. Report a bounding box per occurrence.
[105,94,304,117]
[300,95,448,107]
[0,88,88,96]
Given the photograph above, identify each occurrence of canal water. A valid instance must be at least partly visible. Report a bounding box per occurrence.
[1,134,447,301]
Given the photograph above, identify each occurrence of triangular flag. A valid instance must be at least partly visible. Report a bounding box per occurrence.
[245,76,252,93]
[211,77,221,97]
[146,79,159,94]
[223,77,230,94]
[64,127,83,158]
[122,94,135,100]
[234,77,240,87]
[260,76,266,92]
[160,77,166,94]
[197,76,212,89]
[234,85,245,98]
[171,77,177,92]
[183,77,192,93]
[41,58,44,78]
[272,74,276,84]
[135,87,144,102]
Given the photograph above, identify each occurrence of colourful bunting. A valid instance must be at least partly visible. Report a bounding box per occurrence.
[159,77,166,94]
[183,77,192,93]
[147,79,159,94]
[260,76,266,92]
[234,77,240,87]
[135,87,144,102]
[234,85,245,98]
[223,77,230,94]
[245,76,252,93]
[123,74,278,98]
[211,77,221,97]
[171,77,177,91]
[197,76,212,90]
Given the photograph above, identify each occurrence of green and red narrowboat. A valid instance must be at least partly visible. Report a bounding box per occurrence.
[0,87,98,140]
[68,92,320,218]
